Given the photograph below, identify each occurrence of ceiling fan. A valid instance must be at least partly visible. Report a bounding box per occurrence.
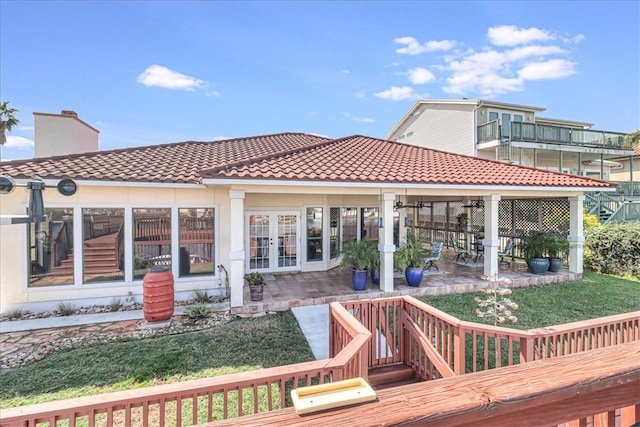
[462,200,484,209]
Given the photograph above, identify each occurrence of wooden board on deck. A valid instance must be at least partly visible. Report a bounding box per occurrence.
[290,377,377,415]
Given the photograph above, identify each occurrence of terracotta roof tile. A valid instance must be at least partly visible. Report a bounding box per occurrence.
[0,133,616,189]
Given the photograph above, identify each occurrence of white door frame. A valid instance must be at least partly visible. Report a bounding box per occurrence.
[245,210,300,273]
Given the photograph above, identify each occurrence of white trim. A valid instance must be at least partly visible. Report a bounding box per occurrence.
[8,178,206,189]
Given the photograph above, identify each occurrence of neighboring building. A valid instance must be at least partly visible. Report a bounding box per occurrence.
[34,110,100,158]
[386,99,635,184]
[0,111,617,314]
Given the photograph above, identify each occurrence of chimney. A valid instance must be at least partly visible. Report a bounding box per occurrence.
[34,110,100,158]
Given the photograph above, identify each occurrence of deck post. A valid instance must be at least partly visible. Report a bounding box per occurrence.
[482,194,500,278]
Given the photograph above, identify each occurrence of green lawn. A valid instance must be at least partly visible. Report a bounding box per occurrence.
[1,272,638,410]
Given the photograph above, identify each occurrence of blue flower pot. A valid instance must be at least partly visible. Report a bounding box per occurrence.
[352,269,368,291]
[405,268,424,287]
[370,269,380,286]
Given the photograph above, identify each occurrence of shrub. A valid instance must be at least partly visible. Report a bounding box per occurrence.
[584,222,640,278]
[192,288,210,304]
[183,304,211,321]
[57,302,76,316]
[109,297,122,312]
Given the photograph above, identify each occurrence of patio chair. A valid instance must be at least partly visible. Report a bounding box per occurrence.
[449,235,471,263]
[423,241,443,271]
[498,239,514,266]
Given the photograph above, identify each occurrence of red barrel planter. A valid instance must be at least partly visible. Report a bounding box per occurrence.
[143,267,175,322]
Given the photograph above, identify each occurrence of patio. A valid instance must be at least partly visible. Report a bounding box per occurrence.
[237,249,579,314]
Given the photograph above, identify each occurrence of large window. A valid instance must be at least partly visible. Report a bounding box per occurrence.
[133,208,171,280]
[82,208,124,283]
[28,208,74,287]
[179,208,215,277]
[306,207,323,261]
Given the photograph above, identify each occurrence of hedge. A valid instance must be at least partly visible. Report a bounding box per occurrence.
[584,222,640,278]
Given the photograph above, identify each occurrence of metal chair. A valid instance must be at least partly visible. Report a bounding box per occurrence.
[498,239,514,266]
[450,235,471,263]
[423,241,443,271]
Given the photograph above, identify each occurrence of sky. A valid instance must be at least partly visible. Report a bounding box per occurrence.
[1,0,639,161]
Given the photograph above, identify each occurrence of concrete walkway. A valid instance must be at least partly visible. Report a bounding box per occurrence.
[291,304,329,360]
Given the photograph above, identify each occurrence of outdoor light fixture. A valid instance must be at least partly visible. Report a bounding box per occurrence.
[394,201,427,210]
[0,175,78,225]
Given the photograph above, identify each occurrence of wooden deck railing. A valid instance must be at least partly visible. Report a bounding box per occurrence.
[2,297,638,426]
[0,303,370,427]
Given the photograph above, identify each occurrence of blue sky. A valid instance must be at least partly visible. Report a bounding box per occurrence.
[1,1,638,160]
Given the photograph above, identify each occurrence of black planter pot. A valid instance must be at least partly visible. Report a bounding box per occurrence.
[527,257,550,274]
[548,258,564,272]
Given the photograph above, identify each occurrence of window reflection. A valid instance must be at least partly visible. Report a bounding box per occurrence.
[29,208,74,287]
[82,208,124,283]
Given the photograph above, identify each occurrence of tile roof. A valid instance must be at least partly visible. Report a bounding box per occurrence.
[0,133,616,189]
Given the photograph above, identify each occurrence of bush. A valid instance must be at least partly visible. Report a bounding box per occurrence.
[584,222,640,278]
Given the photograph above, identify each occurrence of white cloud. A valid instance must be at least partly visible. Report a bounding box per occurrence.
[395,36,458,55]
[343,112,375,123]
[4,135,34,149]
[137,65,206,91]
[408,67,436,85]
[374,86,419,101]
[341,69,351,74]
[518,59,577,80]
[488,25,554,47]
[206,91,221,97]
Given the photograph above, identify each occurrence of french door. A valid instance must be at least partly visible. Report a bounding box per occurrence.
[246,211,299,272]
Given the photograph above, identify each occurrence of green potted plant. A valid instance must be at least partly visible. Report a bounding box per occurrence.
[394,232,427,286]
[244,272,266,301]
[546,234,569,272]
[365,240,381,285]
[520,231,550,274]
[340,239,371,290]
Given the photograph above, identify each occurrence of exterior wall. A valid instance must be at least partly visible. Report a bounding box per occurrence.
[610,157,638,182]
[0,183,384,314]
[34,112,99,158]
[0,184,225,313]
[389,103,477,156]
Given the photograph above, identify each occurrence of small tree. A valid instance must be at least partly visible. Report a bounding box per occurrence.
[0,101,20,146]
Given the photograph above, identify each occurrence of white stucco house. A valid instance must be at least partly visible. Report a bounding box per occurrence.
[0,110,617,315]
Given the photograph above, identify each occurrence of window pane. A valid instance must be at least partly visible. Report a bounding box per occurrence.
[362,207,379,240]
[29,208,74,287]
[133,208,171,280]
[83,208,124,283]
[342,208,357,244]
[179,208,214,277]
[307,207,323,261]
[329,207,340,259]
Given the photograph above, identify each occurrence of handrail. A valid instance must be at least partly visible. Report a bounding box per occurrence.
[604,201,640,225]
[209,341,640,426]
[0,303,371,426]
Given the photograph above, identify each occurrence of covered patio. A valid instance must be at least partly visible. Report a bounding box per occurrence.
[238,250,578,314]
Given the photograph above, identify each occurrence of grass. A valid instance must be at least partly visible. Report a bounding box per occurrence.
[1,311,314,409]
[419,272,640,330]
[1,272,638,411]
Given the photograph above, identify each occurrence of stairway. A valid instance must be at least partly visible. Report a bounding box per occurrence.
[368,364,418,390]
[49,233,120,276]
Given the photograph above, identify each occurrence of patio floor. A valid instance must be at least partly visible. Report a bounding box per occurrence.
[237,249,579,314]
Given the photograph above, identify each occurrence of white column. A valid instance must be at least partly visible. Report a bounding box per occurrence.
[568,195,584,274]
[229,190,245,308]
[379,192,396,292]
[483,194,501,278]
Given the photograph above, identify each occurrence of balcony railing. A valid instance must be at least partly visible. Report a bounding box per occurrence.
[2,298,638,426]
[478,120,632,150]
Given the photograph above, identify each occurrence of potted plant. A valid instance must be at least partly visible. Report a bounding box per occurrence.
[244,272,266,301]
[365,240,381,286]
[394,233,427,287]
[340,239,371,290]
[520,231,550,274]
[546,234,569,272]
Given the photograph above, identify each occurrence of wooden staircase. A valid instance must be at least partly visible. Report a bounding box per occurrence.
[368,364,419,390]
[49,233,120,276]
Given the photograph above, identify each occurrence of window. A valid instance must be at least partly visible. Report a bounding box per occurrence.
[28,208,74,287]
[329,208,340,260]
[342,208,357,244]
[306,208,323,261]
[361,208,379,240]
[83,208,124,283]
[133,208,171,280]
[179,208,215,277]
